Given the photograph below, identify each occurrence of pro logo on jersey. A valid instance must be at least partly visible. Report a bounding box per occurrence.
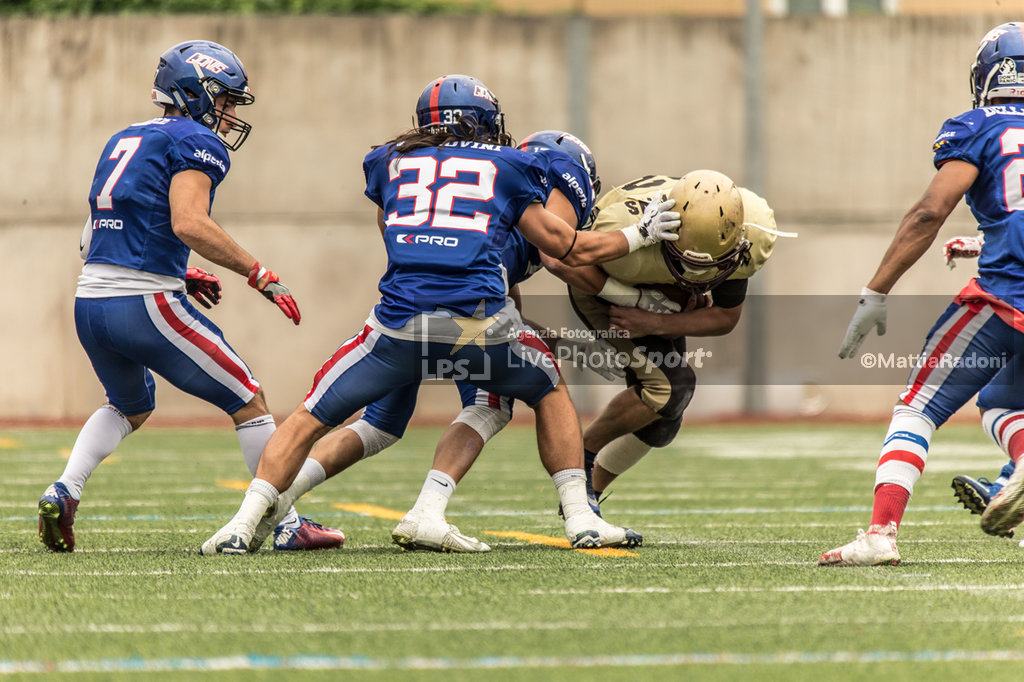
[185,52,230,74]
[396,234,460,247]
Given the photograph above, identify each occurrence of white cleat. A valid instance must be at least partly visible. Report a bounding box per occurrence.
[818,522,900,566]
[249,499,290,554]
[563,512,643,549]
[981,465,1024,538]
[199,519,257,556]
[391,513,491,553]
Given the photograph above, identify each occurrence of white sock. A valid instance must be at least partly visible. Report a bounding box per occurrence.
[235,414,276,475]
[981,408,1024,461]
[231,478,280,534]
[58,405,133,500]
[277,458,328,530]
[410,470,456,517]
[874,405,935,493]
[552,468,590,518]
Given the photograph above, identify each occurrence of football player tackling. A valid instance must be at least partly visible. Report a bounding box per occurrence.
[200,75,682,555]
[820,23,1024,566]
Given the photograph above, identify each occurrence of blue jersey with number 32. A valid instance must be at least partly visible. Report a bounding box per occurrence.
[363,141,548,327]
[85,116,230,279]
[933,104,1024,299]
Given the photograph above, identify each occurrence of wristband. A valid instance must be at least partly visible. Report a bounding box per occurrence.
[597,277,641,306]
[620,224,645,253]
[860,286,886,301]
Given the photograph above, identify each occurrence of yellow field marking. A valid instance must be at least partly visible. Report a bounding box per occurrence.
[0,437,21,449]
[484,530,638,557]
[333,503,405,521]
[332,503,637,557]
[59,447,71,458]
[216,480,250,492]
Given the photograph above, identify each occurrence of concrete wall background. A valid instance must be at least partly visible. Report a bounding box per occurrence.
[0,14,1014,422]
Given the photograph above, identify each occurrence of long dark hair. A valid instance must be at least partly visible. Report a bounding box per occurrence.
[374,115,515,155]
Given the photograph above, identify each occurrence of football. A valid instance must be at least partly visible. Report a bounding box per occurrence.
[645,284,711,311]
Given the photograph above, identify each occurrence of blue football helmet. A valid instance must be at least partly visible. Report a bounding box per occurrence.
[151,40,255,150]
[971,23,1024,108]
[415,74,506,142]
[519,129,602,197]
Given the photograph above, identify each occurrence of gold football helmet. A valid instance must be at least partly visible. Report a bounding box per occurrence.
[661,170,750,290]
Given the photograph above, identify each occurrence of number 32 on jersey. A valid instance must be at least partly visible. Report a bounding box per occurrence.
[386,156,496,232]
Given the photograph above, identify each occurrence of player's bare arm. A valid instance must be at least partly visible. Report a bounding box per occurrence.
[866,159,978,294]
[517,197,679,267]
[530,189,615,293]
[170,170,300,324]
[609,303,743,339]
[169,169,258,277]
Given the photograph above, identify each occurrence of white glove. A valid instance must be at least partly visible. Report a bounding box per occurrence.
[838,287,887,359]
[596,277,682,314]
[621,197,681,252]
[636,288,682,314]
[556,336,626,381]
[942,235,983,269]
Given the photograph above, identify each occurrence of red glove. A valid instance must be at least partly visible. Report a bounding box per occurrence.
[942,236,983,269]
[185,267,221,309]
[247,262,301,325]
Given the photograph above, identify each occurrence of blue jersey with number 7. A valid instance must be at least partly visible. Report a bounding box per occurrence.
[85,116,231,279]
[933,103,1024,300]
[363,141,548,327]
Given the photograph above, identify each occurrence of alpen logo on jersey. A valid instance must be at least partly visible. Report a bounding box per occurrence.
[194,149,226,173]
[396,234,460,247]
[185,52,229,74]
[561,171,589,208]
[997,58,1024,86]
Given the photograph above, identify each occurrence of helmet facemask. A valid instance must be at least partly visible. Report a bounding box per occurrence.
[201,78,254,151]
[662,238,751,291]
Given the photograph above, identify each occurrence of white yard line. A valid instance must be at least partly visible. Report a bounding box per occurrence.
[3,649,1024,673]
